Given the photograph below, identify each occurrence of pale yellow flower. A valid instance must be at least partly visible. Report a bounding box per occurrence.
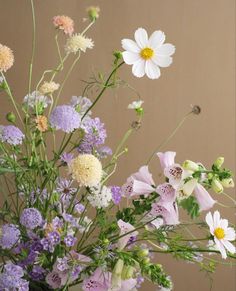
[39,81,59,95]
[65,34,94,54]
[0,44,14,72]
[69,154,102,187]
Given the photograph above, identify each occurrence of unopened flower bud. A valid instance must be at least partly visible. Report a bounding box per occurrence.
[137,248,149,258]
[142,257,150,265]
[135,107,144,116]
[121,266,134,279]
[87,6,100,21]
[103,238,110,245]
[113,50,123,60]
[214,157,224,169]
[113,259,124,276]
[6,112,16,123]
[221,178,234,188]
[191,105,201,115]
[182,160,199,172]
[212,178,223,194]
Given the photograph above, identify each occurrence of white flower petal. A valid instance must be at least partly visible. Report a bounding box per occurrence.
[145,60,160,79]
[149,30,166,48]
[220,218,228,230]
[152,55,173,67]
[225,227,236,241]
[222,240,236,254]
[205,212,214,233]
[122,51,140,65]
[134,28,149,48]
[132,59,145,78]
[213,210,221,228]
[156,43,176,56]
[214,239,227,259]
[121,39,140,53]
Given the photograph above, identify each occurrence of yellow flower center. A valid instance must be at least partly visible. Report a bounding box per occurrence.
[140,47,154,60]
[214,227,225,240]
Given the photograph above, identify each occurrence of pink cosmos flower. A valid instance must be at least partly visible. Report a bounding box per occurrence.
[121,166,155,197]
[117,219,138,249]
[53,15,74,36]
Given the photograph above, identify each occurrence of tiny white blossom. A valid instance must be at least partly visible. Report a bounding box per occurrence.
[128,100,144,109]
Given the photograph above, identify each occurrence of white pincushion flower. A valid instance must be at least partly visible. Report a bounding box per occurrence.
[128,100,144,109]
[122,28,175,79]
[88,185,112,209]
[39,81,60,95]
[206,211,236,259]
[65,34,94,54]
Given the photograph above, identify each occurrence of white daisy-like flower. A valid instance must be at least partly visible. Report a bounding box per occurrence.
[206,211,236,259]
[122,28,175,79]
[128,100,144,109]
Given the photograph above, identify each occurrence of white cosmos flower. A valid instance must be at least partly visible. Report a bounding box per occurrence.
[121,28,175,79]
[127,100,144,109]
[206,211,236,259]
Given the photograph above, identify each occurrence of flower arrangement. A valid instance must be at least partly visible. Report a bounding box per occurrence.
[0,3,235,291]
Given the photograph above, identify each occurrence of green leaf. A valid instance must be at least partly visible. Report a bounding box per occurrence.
[180,196,200,219]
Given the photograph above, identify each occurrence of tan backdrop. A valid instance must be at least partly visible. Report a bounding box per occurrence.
[0,0,235,290]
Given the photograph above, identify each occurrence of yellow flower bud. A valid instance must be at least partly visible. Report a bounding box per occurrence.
[182,160,199,172]
[121,266,134,279]
[221,178,234,188]
[212,178,223,194]
[137,248,149,258]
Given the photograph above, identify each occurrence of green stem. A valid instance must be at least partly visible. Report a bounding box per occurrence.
[28,0,36,94]
[146,111,193,164]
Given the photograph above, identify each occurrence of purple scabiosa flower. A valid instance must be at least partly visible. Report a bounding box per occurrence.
[0,223,20,249]
[20,208,43,230]
[64,234,77,247]
[74,203,85,214]
[50,105,81,133]
[78,117,107,154]
[41,238,54,252]
[23,91,51,109]
[29,266,46,281]
[97,146,112,158]
[70,96,92,115]
[48,231,61,245]
[111,186,122,205]
[0,125,24,145]
[60,152,74,165]
[0,263,29,290]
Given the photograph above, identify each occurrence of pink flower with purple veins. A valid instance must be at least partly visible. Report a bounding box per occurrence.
[117,219,138,250]
[82,267,112,291]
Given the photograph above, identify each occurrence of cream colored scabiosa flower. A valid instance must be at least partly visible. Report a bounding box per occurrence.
[39,81,60,95]
[68,154,102,187]
[0,44,14,72]
[121,28,175,79]
[65,34,94,54]
[53,15,74,36]
[206,211,236,259]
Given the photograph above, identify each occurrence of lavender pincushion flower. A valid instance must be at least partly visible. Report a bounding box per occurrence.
[70,95,92,115]
[50,105,81,133]
[20,208,43,230]
[78,117,107,154]
[0,224,20,249]
[0,125,24,145]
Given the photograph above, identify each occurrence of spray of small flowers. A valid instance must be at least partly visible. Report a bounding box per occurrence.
[0,2,235,291]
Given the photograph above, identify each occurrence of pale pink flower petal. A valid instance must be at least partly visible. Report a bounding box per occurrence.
[156,151,176,169]
[194,183,216,211]
[117,219,138,249]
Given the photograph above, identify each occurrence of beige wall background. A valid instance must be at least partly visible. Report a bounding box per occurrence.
[0,0,235,290]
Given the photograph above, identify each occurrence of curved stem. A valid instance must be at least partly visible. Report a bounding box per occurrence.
[28,0,36,94]
[146,111,193,165]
